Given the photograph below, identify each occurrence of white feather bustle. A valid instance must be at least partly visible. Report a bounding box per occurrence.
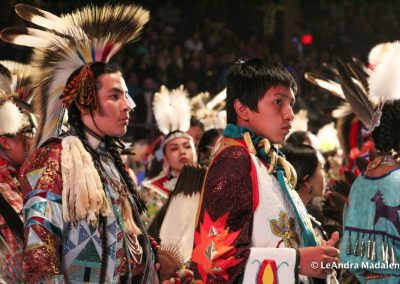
[61,136,110,227]
[369,41,400,104]
[0,101,24,136]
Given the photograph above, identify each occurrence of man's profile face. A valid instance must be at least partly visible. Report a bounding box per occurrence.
[246,85,295,144]
[85,72,132,137]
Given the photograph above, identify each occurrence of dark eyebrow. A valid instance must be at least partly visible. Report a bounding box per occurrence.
[109,87,127,94]
[275,92,295,104]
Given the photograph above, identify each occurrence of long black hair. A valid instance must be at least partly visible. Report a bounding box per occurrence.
[281,143,319,191]
[66,62,145,283]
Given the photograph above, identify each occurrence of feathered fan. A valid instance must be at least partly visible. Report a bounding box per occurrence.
[1,3,150,146]
[157,164,208,281]
[335,58,374,126]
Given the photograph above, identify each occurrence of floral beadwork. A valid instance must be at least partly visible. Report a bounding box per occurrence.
[270,211,299,248]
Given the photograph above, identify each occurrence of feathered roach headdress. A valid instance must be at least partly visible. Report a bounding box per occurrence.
[153,85,193,147]
[0,61,35,136]
[1,3,149,146]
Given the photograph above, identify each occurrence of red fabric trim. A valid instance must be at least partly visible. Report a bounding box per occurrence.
[250,158,259,212]
[149,135,163,155]
[146,175,171,196]
[349,119,360,150]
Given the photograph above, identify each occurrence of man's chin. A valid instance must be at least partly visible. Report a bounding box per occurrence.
[109,129,127,138]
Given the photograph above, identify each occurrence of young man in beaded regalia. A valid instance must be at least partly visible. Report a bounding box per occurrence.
[0,61,35,282]
[191,58,340,283]
[0,3,174,283]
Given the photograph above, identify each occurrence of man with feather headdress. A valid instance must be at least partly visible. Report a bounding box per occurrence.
[0,3,170,283]
[0,61,35,282]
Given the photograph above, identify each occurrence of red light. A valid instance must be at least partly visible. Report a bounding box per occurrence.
[301,34,313,45]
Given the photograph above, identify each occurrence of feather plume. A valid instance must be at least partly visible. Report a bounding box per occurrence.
[336,58,374,126]
[368,42,392,67]
[160,165,207,262]
[153,86,176,135]
[153,85,191,135]
[347,60,369,94]
[369,41,400,104]
[1,27,53,48]
[191,88,227,130]
[0,61,35,135]
[170,85,191,132]
[15,3,61,30]
[0,101,24,136]
[0,60,34,101]
[322,62,339,76]
[0,63,14,95]
[304,72,345,99]
[206,88,226,110]
[1,3,150,146]
[331,103,353,119]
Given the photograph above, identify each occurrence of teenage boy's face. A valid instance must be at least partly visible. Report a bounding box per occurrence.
[247,85,295,144]
[84,72,132,137]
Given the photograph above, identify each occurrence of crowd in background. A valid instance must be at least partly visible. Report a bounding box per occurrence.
[1,0,400,140]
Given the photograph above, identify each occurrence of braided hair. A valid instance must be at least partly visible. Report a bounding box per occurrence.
[106,136,146,212]
[67,103,109,283]
[66,62,145,282]
[372,100,400,159]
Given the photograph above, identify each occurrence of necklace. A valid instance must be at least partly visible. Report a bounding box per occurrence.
[367,155,398,170]
[100,154,143,265]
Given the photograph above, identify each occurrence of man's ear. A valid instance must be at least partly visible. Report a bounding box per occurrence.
[0,136,11,150]
[74,101,90,114]
[301,175,312,194]
[233,99,250,122]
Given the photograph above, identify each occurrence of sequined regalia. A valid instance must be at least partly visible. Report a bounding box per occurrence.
[341,168,400,283]
[20,131,158,283]
[191,124,317,283]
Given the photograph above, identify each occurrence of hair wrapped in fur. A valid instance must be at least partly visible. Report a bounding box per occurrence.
[1,3,150,146]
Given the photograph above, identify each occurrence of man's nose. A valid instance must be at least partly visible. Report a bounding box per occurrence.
[284,105,294,121]
[121,95,132,111]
